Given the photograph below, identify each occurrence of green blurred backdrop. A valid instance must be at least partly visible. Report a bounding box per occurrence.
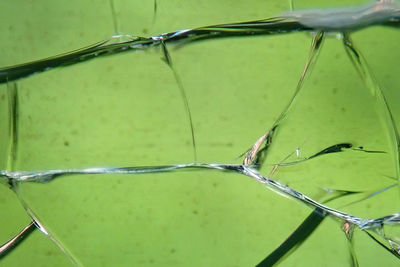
[0,0,399,266]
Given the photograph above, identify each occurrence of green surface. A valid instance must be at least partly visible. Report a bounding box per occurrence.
[1,0,400,266]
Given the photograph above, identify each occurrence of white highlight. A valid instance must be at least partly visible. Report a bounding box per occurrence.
[282,0,400,31]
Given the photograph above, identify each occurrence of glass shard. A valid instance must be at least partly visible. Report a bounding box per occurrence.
[1,0,400,266]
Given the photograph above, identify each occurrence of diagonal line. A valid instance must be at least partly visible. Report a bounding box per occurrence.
[256,208,326,266]
[161,41,197,162]
[0,221,37,259]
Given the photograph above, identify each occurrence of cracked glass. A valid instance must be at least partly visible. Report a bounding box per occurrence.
[0,0,400,266]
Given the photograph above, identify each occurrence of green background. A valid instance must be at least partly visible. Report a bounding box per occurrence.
[0,0,399,266]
